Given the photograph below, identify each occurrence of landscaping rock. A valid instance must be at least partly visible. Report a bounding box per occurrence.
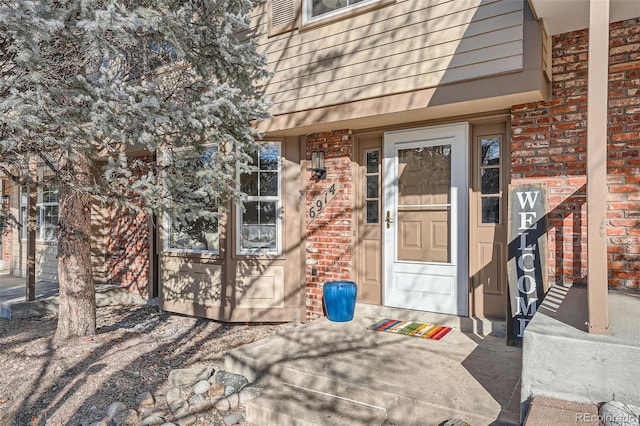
[187,393,204,405]
[214,397,232,412]
[175,413,197,426]
[140,407,165,419]
[141,413,166,426]
[193,379,211,395]
[169,366,215,387]
[207,382,226,398]
[166,387,182,406]
[441,420,470,426]
[213,371,249,396]
[600,401,640,426]
[136,391,156,407]
[169,399,189,416]
[106,401,128,418]
[112,409,139,426]
[189,399,214,413]
[224,413,244,426]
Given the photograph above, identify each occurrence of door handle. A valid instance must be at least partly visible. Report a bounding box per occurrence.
[385,210,394,229]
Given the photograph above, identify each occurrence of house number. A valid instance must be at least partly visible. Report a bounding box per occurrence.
[308,183,337,223]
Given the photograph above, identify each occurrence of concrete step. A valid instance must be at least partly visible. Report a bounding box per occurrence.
[246,383,387,426]
[225,317,520,425]
[239,358,514,425]
[524,396,599,425]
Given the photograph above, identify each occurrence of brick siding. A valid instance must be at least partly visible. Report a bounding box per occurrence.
[304,130,354,321]
[2,181,12,267]
[511,18,640,288]
[106,206,150,296]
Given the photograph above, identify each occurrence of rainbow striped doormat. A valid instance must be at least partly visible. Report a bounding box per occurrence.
[368,318,452,340]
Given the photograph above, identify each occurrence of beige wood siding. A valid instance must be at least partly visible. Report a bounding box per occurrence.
[251,0,524,116]
[13,242,58,282]
[160,136,305,322]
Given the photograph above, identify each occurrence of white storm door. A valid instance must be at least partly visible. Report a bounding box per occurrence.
[384,123,468,316]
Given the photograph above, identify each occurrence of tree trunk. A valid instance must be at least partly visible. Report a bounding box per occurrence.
[55,153,96,341]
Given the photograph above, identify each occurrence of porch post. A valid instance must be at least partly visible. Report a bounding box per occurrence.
[26,158,37,302]
[586,0,609,335]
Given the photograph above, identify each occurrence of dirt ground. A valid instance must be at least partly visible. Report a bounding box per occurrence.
[0,304,285,425]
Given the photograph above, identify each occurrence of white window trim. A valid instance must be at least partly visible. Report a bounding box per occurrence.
[162,147,221,255]
[37,197,59,242]
[20,185,59,242]
[302,0,381,25]
[236,142,283,256]
[19,186,28,241]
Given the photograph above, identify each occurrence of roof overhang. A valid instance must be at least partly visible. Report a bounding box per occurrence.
[528,0,640,35]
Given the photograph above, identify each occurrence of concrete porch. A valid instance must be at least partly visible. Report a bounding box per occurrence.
[224,306,521,425]
[521,284,640,422]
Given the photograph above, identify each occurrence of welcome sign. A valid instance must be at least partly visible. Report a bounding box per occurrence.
[507,183,548,343]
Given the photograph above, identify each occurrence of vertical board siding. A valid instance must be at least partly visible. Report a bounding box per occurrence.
[250,0,524,115]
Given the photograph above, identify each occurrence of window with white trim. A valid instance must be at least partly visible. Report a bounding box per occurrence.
[303,0,378,22]
[165,147,220,254]
[19,186,28,240]
[237,143,282,254]
[37,185,59,241]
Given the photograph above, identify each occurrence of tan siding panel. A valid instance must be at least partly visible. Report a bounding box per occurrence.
[252,0,524,115]
[263,1,521,61]
[267,37,524,95]
[260,0,519,54]
[267,16,522,87]
[273,54,523,112]
[235,265,285,309]
[36,244,58,282]
[161,258,224,307]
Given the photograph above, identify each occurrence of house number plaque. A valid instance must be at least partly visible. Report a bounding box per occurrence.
[308,182,340,224]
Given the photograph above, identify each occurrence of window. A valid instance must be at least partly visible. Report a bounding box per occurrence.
[364,149,380,224]
[19,186,28,240]
[479,135,501,224]
[20,185,59,241]
[304,0,379,22]
[165,147,220,254]
[38,185,59,241]
[238,143,281,254]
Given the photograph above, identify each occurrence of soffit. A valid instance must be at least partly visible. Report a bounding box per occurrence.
[528,0,640,35]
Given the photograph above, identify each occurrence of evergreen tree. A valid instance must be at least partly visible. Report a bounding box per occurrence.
[0,0,270,341]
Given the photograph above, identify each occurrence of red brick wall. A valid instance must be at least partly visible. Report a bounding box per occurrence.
[305,130,353,321]
[106,206,150,296]
[2,180,12,268]
[510,18,640,288]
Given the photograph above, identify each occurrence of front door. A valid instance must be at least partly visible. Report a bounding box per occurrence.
[384,123,468,316]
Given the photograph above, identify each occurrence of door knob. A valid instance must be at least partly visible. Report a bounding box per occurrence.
[385,210,394,229]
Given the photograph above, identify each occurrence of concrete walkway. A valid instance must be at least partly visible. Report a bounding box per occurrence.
[0,273,60,318]
[0,272,145,319]
[224,307,522,425]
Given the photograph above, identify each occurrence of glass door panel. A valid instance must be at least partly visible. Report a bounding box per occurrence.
[396,145,452,263]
